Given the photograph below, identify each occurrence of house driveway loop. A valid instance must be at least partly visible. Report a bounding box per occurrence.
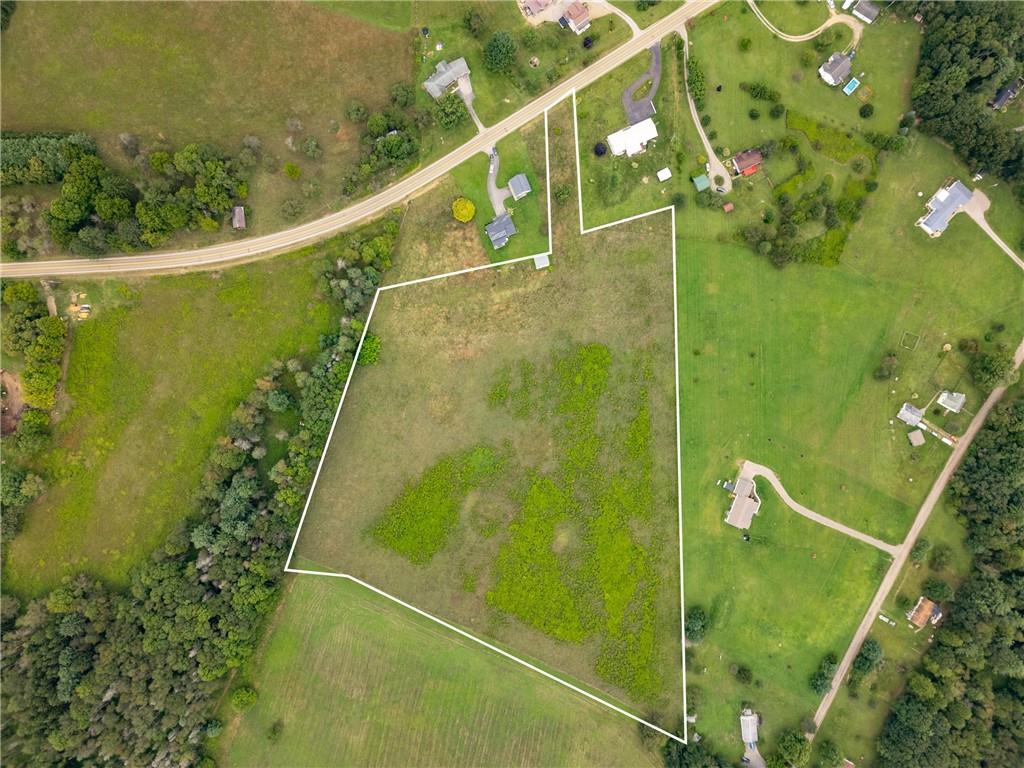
[621,43,661,125]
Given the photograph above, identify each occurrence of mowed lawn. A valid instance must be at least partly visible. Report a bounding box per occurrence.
[3,253,337,596]
[217,575,662,767]
[0,1,412,237]
[290,103,685,723]
[690,2,920,149]
[450,116,549,261]
[754,0,830,35]
[683,487,888,753]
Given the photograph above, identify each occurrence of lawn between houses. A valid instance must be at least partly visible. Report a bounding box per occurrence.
[450,116,550,262]
[216,575,662,767]
[2,249,342,597]
[289,102,685,727]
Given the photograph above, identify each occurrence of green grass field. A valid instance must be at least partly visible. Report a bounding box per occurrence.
[611,0,685,28]
[0,1,413,241]
[812,496,973,766]
[450,116,550,261]
[217,575,663,767]
[290,102,685,724]
[3,252,338,597]
[754,0,830,35]
[318,0,413,31]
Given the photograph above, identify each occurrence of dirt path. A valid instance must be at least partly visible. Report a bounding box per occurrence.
[962,189,1024,272]
[745,0,864,47]
[740,460,899,555]
[1,369,26,435]
[812,337,1024,731]
[679,28,732,192]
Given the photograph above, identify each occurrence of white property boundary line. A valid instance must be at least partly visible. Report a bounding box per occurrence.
[284,89,690,745]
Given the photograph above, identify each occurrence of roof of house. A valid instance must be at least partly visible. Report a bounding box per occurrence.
[423,57,470,99]
[908,429,926,447]
[990,80,1020,109]
[897,402,924,427]
[908,596,940,628]
[740,710,759,745]
[231,206,246,229]
[692,173,711,191]
[485,212,517,249]
[732,149,763,173]
[919,180,972,235]
[725,477,761,530]
[508,173,531,199]
[657,167,673,182]
[853,0,880,22]
[564,0,590,26]
[523,0,552,15]
[607,118,658,157]
[937,391,966,414]
[819,52,853,84]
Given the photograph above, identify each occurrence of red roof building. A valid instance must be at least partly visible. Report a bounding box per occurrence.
[731,149,763,177]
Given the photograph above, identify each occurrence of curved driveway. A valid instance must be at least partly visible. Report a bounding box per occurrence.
[0,0,720,279]
[745,0,863,47]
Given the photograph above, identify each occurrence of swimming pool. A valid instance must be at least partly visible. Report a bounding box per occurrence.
[843,78,861,96]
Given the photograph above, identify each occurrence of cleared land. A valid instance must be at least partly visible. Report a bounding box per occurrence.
[450,117,550,261]
[0,1,413,240]
[290,102,684,725]
[754,0,830,36]
[3,251,338,596]
[611,0,685,28]
[217,575,662,767]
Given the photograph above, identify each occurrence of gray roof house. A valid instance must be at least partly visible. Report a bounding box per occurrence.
[852,0,880,24]
[908,429,926,447]
[423,57,471,99]
[916,179,972,237]
[231,206,246,230]
[897,402,924,427]
[818,52,852,86]
[937,391,966,414]
[725,476,761,530]
[485,212,517,249]
[508,173,532,201]
[740,709,759,748]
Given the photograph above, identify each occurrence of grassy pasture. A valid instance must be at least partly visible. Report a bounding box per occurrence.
[3,251,337,597]
[291,102,685,722]
[753,0,830,36]
[217,575,662,767]
[450,117,550,261]
[0,1,413,240]
[611,0,685,28]
[318,0,413,31]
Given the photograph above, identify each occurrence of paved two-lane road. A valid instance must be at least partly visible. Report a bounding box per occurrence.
[0,0,720,279]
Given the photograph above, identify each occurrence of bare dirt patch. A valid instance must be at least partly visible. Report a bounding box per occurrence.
[1,370,26,436]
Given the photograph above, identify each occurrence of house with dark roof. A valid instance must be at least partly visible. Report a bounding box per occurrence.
[818,52,853,86]
[907,596,942,630]
[852,0,880,24]
[731,149,763,177]
[916,179,972,237]
[485,212,517,249]
[508,173,531,201]
[989,79,1022,110]
[423,57,471,100]
[562,1,591,35]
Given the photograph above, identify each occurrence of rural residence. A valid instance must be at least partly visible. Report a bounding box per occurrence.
[731,149,763,177]
[522,0,552,16]
[937,391,966,414]
[724,476,761,530]
[561,1,591,35]
[818,52,853,86]
[485,211,517,249]
[607,118,658,157]
[852,0,880,24]
[896,402,924,427]
[740,709,759,748]
[423,57,471,100]
[989,78,1022,110]
[916,179,972,237]
[508,173,532,201]
[907,596,943,630]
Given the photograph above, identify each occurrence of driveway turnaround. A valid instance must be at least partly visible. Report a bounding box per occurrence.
[745,0,864,48]
[621,43,661,125]
[0,0,722,279]
[739,460,899,556]
[963,189,1024,272]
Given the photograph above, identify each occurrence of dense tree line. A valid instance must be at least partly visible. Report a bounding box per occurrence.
[907,1,1024,191]
[341,87,422,198]
[0,133,97,186]
[0,220,396,766]
[877,395,1024,766]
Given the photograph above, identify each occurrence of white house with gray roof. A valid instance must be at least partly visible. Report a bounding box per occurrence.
[917,180,972,237]
[508,173,531,201]
[897,402,924,427]
[818,52,853,86]
[485,211,517,249]
[938,391,966,414]
[852,0,880,24]
[423,57,471,100]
